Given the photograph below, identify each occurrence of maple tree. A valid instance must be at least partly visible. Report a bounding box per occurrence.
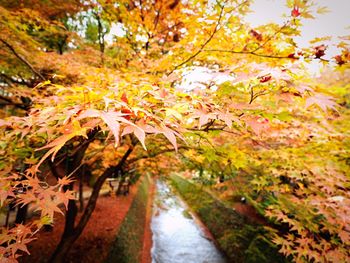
[0,0,350,262]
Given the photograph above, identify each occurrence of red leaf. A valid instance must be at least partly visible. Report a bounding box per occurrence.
[56,190,76,210]
[291,7,301,17]
[250,29,263,41]
[121,92,128,104]
[259,74,272,83]
[314,44,327,59]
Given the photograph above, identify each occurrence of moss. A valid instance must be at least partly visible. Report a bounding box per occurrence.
[169,175,289,263]
[245,235,287,263]
[182,209,192,219]
[105,175,151,263]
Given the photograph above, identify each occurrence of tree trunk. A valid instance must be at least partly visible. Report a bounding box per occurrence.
[49,147,134,263]
[15,204,28,224]
[57,35,68,55]
[49,166,114,263]
[96,13,105,65]
[79,168,84,212]
[63,198,78,238]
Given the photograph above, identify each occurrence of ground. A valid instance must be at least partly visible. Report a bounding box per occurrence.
[18,177,265,263]
[20,180,153,263]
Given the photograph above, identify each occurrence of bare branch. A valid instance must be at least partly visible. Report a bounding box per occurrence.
[0,38,45,81]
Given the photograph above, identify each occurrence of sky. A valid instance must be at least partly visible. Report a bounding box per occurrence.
[245,0,350,74]
[105,0,350,76]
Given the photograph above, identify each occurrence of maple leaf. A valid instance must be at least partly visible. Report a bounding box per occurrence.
[305,94,337,112]
[0,119,11,127]
[57,176,75,186]
[121,124,147,150]
[295,85,314,94]
[291,7,301,17]
[339,230,350,244]
[139,123,160,136]
[78,109,134,147]
[34,121,88,172]
[36,197,64,219]
[250,29,263,41]
[7,237,34,257]
[15,192,37,207]
[103,96,114,110]
[100,112,121,147]
[121,92,129,104]
[216,111,242,127]
[314,44,327,59]
[192,109,216,128]
[157,126,182,151]
[245,116,270,135]
[10,224,33,240]
[55,190,76,210]
[76,109,101,119]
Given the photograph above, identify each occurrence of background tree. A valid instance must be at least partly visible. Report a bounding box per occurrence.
[0,0,349,262]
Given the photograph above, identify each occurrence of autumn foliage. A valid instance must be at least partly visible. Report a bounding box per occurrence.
[0,0,349,262]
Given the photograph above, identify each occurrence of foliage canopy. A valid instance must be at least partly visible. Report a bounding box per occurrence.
[0,0,349,262]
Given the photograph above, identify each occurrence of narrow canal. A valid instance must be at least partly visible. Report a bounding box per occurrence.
[151,180,226,263]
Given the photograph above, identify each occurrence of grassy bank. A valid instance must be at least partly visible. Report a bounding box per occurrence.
[169,174,288,263]
[105,175,151,263]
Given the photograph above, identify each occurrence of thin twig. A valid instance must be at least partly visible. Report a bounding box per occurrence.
[251,20,290,53]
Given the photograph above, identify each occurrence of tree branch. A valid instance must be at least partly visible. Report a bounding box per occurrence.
[203,48,299,60]
[127,145,189,164]
[0,94,28,110]
[250,20,290,53]
[169,1,226,74]
[74,146,134,236]
[169,0,249,74]
[0,38,45,81]
[203,48,332,63]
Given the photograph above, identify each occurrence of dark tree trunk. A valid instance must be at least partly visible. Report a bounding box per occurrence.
[57,35,68,55]
[49,146,134,263]
[49,167,114,263]
[79,167,84,212]
[95,13,105,65]
[15,204,28,224]
[63,198,78,238]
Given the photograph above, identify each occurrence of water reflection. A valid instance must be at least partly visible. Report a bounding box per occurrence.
[151,180,226,263]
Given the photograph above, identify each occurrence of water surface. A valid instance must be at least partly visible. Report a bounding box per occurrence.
[151,180,226,263]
